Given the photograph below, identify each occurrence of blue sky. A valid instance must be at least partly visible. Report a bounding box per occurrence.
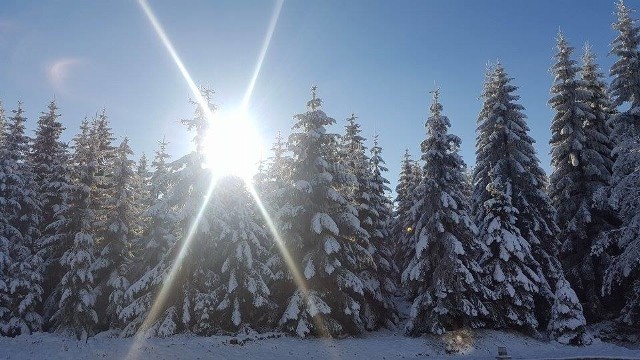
[0,0,630,189]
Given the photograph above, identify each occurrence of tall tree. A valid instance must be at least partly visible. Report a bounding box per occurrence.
[403,90,488,335]
[474,64,570,332]
[552,41,617,321]
[597,0,640,328]
[0,103,44,335]
[29,100,73,321]
[277,86,370,337]
[120,139,177,337]
[192,176,275,334]
[49,123,99,340]
[392,149,418,285]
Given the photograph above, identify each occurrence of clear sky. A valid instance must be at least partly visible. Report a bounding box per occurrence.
[0,0,631,190]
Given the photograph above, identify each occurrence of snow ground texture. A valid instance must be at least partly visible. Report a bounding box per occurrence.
[0,329,638,360]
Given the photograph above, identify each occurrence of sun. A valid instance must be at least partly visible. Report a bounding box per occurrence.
[203,107,263,181]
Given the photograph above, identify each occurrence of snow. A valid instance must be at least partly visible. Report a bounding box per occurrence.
[0,329,637,360]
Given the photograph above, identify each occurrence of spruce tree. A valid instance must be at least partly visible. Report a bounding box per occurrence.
[598,0,640,327]
[0,103,44,336]
[553,42,617,321]
[338,114,397,330]
[120,139,177,337]
[192,176,275,334]
[548,279,592,345]
[29,100,73,321]
[49,124,99,340]
[102,138,137,329]
[392,149,418,285]
[277,86,370,337]
[404,90,488,335]
[474,64,568,332]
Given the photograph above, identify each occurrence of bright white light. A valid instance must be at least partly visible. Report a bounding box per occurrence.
[203,107,263,180]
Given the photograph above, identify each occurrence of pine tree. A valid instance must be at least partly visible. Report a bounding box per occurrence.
[192,176,275,334]
[548,279,592,345]
[474,64,565,332]
[404,90,488,336]
[597,0,640,327]
[392,149,418,285]
[277,86,370,337]
[49,123,99,340]
[0,103,44,336]
[29,100,73,322]
[120,139,177,337]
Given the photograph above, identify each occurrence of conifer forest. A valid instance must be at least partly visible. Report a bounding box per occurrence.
[1,1,640,358]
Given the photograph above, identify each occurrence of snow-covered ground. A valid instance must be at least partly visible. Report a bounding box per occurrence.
[0,329,638,360]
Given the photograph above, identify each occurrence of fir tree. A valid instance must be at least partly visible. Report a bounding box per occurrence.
[339,114,397,330]
[474,64,567,332]
[597,0,640,327]
[102,138,137,329]
[192,176,275,334]
[29,100,73,322]
[120,139,177,337]
[392,149,418,285]
[554,43,617,321]
[277,86,370,337]
[403,90,488,335]
[548,279,592,345]
[0,103,44,336]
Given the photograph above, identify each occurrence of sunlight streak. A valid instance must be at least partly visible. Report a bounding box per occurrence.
[138,0,215,123]
[245,183,340,359]
[126,176,218,360]
[241,0,284,109]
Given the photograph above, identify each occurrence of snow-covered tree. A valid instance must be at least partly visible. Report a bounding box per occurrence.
[120,88,215,337]
[120,139,177,337]
[29,100,73,321]
[366,134,399,328]
[474,64,566,331]
[392,149,418,284]
[548,279,592,345]
[99,138,137,329]
[553,42,617,321]
[277,86,370,337]
[403,90,488,336]
[597,0,640,327]
[192,176,275,334]
[49,128,99,340]
[337,114,397,330]
[0,103,44,336]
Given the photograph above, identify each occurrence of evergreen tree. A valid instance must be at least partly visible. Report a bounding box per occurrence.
[120,139,177,337]
[392,149,418,285]
[338,114,397,330]
[597,0,640,327]
[404,90,488,335]
[553,42,617,321]
[474,64,566,332]
[120,88,215,336]
[277,86,370,337]
[101,138,137,329]
[49,124,99,340]
[0,103,44,336]
[367,134,399,328]
[29,100,73,322]
[548,279,592,345]
[192,176,275,334]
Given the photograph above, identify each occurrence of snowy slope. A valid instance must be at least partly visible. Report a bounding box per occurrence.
[0,329,638,360]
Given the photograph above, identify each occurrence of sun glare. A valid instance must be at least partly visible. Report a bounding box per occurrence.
[203,107,263,180]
